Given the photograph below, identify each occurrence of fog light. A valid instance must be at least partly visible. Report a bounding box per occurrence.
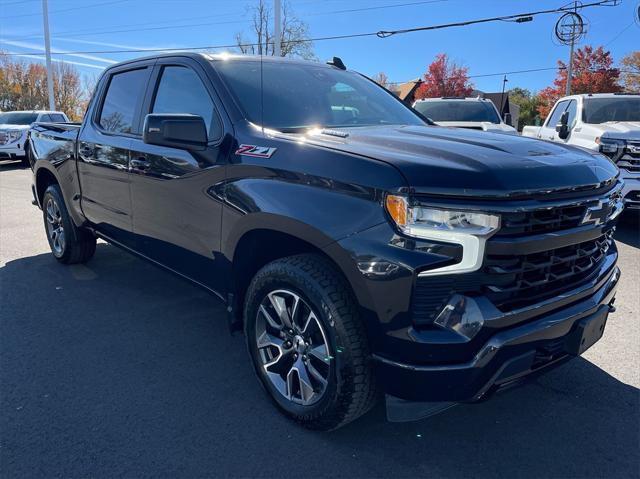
[433,294,484,340]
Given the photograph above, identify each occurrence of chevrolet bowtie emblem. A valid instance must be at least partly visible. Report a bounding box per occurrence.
[581,200,612,226]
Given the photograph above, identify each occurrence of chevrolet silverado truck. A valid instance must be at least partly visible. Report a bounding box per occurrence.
[29,53,623,430]
[413,97,518,135]
[0,110,69,166]
[522,93,640,210]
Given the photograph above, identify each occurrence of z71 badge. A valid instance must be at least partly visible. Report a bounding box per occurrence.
[235,144,277,158]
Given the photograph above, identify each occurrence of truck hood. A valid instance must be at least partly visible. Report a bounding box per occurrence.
[0,124,30,131]
[303,125,618,197]
[435,121,518,135]
[592,122,640,141]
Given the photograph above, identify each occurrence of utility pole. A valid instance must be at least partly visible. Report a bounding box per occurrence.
[500,75,508,118]
[274,0,282,57]
[42,0,55,110]
[565,2,577,96]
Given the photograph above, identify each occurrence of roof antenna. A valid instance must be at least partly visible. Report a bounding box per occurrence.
[326,57,346,70]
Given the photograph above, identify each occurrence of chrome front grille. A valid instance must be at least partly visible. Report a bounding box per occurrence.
[618,141,640,172]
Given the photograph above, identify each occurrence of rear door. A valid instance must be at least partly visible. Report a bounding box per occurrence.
[128,57,230,292]
[77,61,153,246]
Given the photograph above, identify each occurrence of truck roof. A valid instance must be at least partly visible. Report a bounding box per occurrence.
[105,51,343,70]
[558,92,640,101]
[3,110,66,114]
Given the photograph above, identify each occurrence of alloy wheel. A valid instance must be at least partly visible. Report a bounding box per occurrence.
[45,197,65,256]
[255,289,332,406]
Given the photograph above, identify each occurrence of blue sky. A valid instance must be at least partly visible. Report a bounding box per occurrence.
[1,0,638,93]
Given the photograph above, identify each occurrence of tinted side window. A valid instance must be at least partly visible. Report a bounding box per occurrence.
[50,114,66,122]
[99,68,148,134]
[152,66,219,138]
[546,100,568,127]
[40,114,52,122]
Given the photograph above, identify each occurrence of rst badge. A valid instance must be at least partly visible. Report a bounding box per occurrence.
[235,144,277,158]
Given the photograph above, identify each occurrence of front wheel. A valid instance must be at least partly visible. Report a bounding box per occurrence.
[42,184,96,264]
[244,254,378,430]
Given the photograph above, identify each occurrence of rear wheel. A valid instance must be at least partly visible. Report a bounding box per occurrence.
[244,254,378,430]
[42,184,96,264]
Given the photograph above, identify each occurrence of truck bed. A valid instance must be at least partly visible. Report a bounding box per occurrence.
[29,122,81,167]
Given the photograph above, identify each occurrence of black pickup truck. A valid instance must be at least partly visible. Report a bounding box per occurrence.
[29,53,623,430]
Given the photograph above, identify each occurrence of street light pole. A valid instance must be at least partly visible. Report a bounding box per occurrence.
[42,0,55,111]
[274,0,282,57]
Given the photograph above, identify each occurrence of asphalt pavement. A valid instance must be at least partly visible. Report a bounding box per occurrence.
[1,162,639,478]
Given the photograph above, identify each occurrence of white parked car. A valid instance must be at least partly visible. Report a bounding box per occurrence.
[0,110,69,166]
[412,97,518,135]
[522,93,640,210]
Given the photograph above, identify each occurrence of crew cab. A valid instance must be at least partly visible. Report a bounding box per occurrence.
[0,110,69,166]
[522,93,640,209]
[412,97,518,135]
[29,54,623,430]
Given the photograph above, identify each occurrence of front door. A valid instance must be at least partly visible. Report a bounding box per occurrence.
[538,99,569,142]
[128,59,230,293]
[77,64,152,246]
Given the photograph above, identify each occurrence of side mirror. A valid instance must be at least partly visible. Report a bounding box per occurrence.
[503,112,513,126]
[555,111,570,139]
[143,114,207,150]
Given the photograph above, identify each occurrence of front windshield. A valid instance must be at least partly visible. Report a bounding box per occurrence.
[583,97,640,124]
[413,100,501,124]
[213,59,425,131]
[0,112,38,125]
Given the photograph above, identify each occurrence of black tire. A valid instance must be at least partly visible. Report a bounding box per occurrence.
[21,142,31,168]
[42,184,96,264]
[244,254,378,430]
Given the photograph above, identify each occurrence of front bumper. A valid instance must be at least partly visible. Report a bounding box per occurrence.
[620,173,640,209]
[373,256,619,403]
[0,143,26,160]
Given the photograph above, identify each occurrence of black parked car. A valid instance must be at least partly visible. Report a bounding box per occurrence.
[29,53,623,430]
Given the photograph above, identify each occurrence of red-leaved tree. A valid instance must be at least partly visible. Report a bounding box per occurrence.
[538,45,621,118]
[414,53,473,99]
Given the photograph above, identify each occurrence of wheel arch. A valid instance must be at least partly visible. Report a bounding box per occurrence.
[35,166,59,206]
[225,216,373,332]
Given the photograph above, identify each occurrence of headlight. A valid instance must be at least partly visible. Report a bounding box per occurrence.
[385,195,500,276]
[386,195,500,237]
[596,137,625,160]
[4,130,23,144]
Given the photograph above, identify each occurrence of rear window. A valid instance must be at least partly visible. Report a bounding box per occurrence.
[99,68,148,134]
[49,114,67,122]
[414,100,501,124]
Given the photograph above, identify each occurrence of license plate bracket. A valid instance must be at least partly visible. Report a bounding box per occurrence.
[565,309,609,355]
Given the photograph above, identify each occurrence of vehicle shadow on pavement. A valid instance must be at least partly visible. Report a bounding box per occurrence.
[1,243,638,478]
[0,161,27,172]
[615,212,640,248]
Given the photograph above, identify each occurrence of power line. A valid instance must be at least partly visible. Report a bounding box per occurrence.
[1,0,620,57]
[2,0,131,19]
[2,0,451,41]
[386,66,635,85]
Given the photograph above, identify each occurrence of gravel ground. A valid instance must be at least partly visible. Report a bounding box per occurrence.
[1,162,639,478]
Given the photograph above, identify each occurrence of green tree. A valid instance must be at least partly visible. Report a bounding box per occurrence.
[508,87,542,131]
